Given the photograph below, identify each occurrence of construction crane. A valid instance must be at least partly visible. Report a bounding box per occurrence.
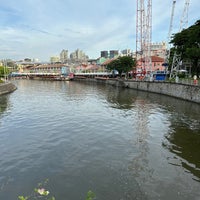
[163,1,176,69]
[170,0,190,78]
[136,0,152,80]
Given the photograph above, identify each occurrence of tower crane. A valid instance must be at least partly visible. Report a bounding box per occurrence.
[170,0,190,78]
[163,1,176,69]
[136,0,152,79]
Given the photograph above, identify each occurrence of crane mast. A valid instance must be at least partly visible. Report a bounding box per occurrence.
[164,0,176,67]
[170,0,190,78]
[136,0,152,77]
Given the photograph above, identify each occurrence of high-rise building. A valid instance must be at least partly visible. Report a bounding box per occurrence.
[121,49,132,56]
[60,49,68,63]
[109,50,119,58]
[101,51,108,58]
[70,49,89,61]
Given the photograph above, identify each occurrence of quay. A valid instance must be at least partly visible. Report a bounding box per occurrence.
[74,77,200,104]
[6,71,200,104]
[0,82,17,95]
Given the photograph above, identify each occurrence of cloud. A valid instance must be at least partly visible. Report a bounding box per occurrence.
[0,0,198,61]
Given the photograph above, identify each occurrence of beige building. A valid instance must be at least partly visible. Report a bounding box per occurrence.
[50,56,60,63]
[150,42,167,58]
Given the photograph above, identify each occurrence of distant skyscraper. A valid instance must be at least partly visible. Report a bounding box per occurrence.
[101,51,108,58]
[70,49,89,61]
[60,49,68,63]
[109,50,119,58]
[121,49,132,56]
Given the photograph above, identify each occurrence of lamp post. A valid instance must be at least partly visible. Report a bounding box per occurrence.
[3,59,8,82]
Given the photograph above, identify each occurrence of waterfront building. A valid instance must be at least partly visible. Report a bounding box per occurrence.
[96,57,108,65]
[30,63,70,74]
[137,56,165,72]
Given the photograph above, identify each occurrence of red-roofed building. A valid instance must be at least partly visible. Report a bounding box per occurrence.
[137,56,165,72]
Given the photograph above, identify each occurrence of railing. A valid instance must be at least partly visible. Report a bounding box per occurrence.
[74,72,112,76]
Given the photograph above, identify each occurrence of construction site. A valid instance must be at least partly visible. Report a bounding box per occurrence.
[135,0,192,81]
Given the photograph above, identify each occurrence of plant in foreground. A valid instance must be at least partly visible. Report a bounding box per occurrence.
[86,190,96,200]
[18,179,96,200]
[18,179,55,200]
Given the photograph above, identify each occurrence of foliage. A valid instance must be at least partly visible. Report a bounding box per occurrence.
[106,56,136,77]
[18,179,55,200]
[0,66,10,77]
[170,20,200,75]
[85,190,96,200]
[18,179,96,200]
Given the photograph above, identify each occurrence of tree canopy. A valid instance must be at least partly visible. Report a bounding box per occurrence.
[106,56,136,77]
[170,20,200,75]
[0,66,9,77]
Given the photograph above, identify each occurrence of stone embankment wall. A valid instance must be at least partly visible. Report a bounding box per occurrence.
[123,80,200,104]
[75,77,200,104]
[0,82,17,95]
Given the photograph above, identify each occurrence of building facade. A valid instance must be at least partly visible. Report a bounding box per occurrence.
[101,51,109,58]
[60,49,68,63]
[50,56,60,63]
[70,49,89,61]
[109,50,119,58]
[150,42,166,58]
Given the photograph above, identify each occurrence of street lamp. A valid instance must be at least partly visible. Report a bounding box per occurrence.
[3,59,7,82]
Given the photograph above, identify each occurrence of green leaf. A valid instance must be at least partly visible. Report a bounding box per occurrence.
[86,190,96,200]
[18,196,28,200]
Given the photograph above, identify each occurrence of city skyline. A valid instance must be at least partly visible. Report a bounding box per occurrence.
[0,0,199,61]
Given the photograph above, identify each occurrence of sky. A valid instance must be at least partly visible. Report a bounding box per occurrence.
[0,0,199,61]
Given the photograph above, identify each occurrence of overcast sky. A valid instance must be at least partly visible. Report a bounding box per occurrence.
[0,0,199,61]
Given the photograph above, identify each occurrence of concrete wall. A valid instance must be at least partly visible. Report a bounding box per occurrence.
[0,82,17,96]
[123,80,200,104]
[75,77,200,104]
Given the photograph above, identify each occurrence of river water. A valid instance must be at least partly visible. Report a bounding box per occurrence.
[0,80,199,200]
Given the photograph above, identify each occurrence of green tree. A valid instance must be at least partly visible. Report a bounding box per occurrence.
[0,66,9,78]
[106,56,136,77]
[170,20,200,75]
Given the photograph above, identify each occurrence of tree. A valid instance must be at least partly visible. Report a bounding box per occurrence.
[170,20,200,75]
[0,66,9,78]
[106,56,136,77]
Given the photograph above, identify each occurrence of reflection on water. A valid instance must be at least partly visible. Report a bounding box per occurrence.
[0,80,200,200]
[128,98,153,182]
[163,122,200,182]
[0,95,10,117]
[106,87,136,110]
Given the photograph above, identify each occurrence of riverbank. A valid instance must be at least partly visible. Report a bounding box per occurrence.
[74,77,200,104]
[0,82,17,95]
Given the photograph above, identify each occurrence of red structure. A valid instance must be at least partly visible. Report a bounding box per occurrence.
[137,56,165,72]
